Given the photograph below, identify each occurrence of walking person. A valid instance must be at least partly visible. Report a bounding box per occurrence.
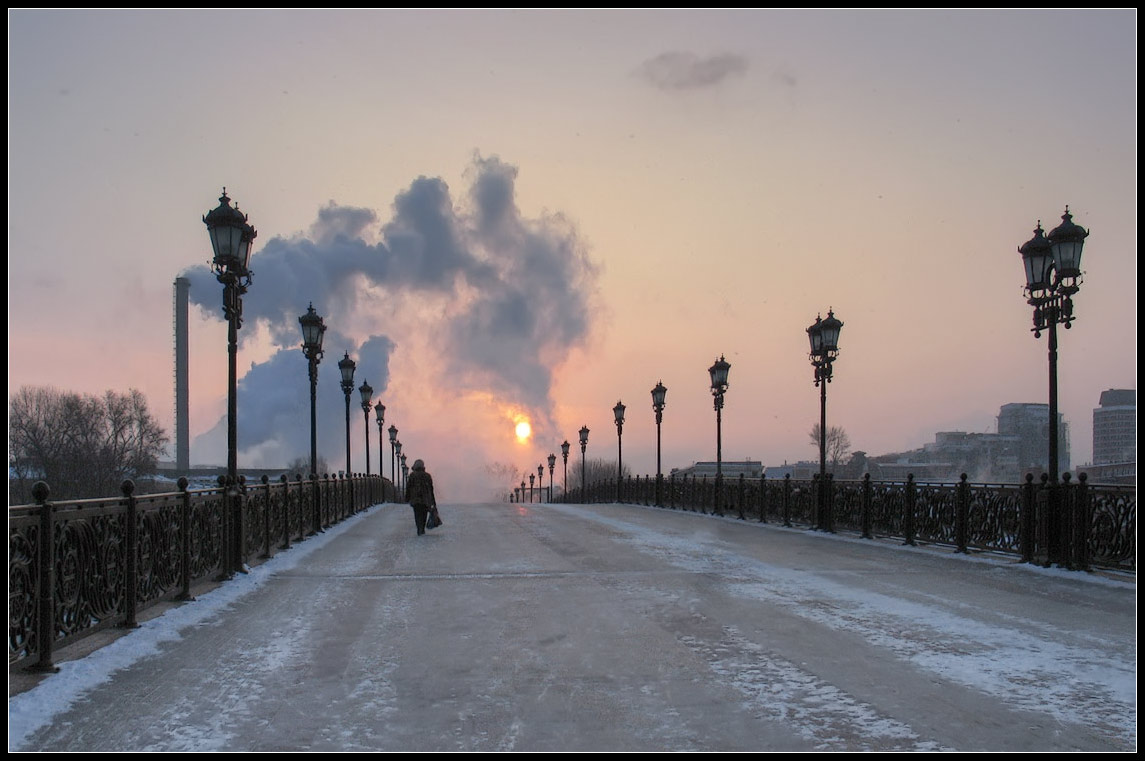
[406,459,438,536]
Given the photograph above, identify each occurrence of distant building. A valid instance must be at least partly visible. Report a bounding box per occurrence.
[997,402,1069,476]
[670,460,763,479]
[858,403,1070,483]
[1092,389,1136,465]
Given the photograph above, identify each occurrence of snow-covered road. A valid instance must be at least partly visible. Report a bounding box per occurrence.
[9,501,1136,751]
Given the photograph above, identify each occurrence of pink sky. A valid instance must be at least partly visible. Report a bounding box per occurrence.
[8,10,1136,500]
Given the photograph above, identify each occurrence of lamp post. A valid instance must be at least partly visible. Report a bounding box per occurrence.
[359,381,373,476]
[1018,207,1089,566]
[395,441,404,499]
[388,425,398,496]
[537,464,545,503]
[374,401,386,496]
[337,353,356,476]
[651,381,667,506]
[579,426,590,499]
[521,481,527,505]
[529,473,536,503]
[807,310,843,532]
[613,401,626,502]
[560,440,570,500]
[708,356,730,515]
[299,303,326,535]
[547,453,556,502]
[400,454,408,498]
[204,189,256,577]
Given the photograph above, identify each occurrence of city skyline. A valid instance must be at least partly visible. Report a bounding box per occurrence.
[8,9,1137,500]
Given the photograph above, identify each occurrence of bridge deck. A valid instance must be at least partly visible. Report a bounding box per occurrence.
[9,501,1136,751]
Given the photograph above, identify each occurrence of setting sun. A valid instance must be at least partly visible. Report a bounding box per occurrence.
[515,420,532,442]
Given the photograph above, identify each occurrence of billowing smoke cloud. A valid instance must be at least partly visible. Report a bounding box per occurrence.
[637,51,749,91]
[184,155,598,475]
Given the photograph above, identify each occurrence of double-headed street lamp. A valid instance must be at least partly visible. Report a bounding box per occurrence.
[338,353,356,476]
[359,381,373,476]
[651,381,667,506]
[1018,207,1089,566]
[579,426,590,498]
[374,401,386,492]
[560,440,570,499]
[547,453,556,502]
[808,310,843,532]
[204,189,256,577]
[708,356,730,515]
[299,304,326,535]
[613,401,626,501]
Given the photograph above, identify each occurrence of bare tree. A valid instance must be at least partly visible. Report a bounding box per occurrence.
[9,386,168,502]
[808,423,852,469]
[286,455,331,478]
[569,458,631,491]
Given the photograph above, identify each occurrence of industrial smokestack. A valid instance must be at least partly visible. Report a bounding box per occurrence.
[173,276,190,472]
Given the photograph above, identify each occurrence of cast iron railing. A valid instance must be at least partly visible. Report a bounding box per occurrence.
[560,472,1135,573]
[9,473,390,671]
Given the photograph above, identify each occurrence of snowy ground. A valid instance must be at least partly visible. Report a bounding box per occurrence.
[8,501,1136,751]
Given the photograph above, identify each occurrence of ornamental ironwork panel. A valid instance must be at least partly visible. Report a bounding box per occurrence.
[8,507,40,665]
[53,500,129,646]
[1089,485,1136,570]
[914,483,957,545]
[187,489,225,583]
[134,494,183,609]
[967,483,1023,554]
[244,487,269,562]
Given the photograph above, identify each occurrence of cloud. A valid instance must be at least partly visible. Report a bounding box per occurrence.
[184,155,598,471]
[637,51,749,91]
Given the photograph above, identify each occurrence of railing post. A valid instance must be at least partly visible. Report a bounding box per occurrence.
[783,474,792,527]
[955,473,969,554]
[30,481,59,673]
[236,474,248,573]
[310,473,321,535]
[669,474,676,510]
[1072,473,1091,572]
[215,475,232,581]
[824,473,835,533]
[903,474,916,546]
[1035,473,1051,566]
[737,474,746,520]
[1020,474,1036,563]
[122,479,140,629]
[759,473,767,523]
[701,475,709,515]
[1060,472,1075,569]
[280,475,292,550]
[177,477,194,601]
[861,473,872,539]
[261,475,272,559]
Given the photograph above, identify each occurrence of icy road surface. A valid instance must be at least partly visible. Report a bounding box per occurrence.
[9,501,1136,751]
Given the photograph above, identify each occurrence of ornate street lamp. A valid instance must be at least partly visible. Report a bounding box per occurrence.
[579,426,590,499]
[536,464,544,503]
[374,401,386,495]
[560,440,570,499]
[299,303,326,534]
[529,472,536,503]
[388,425,399,497]
[359,381,373,476]
[708,355,730,515]
[521,481,527,505]
[338,353,356,476]
[395,441,404,498]
[400,453,408,498]
[547,453,556,503]
[204,189,256,577]
[651,381,667,506]
[613,401,626,501]
[1018,207,1089,566]
[808,310,843,532]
